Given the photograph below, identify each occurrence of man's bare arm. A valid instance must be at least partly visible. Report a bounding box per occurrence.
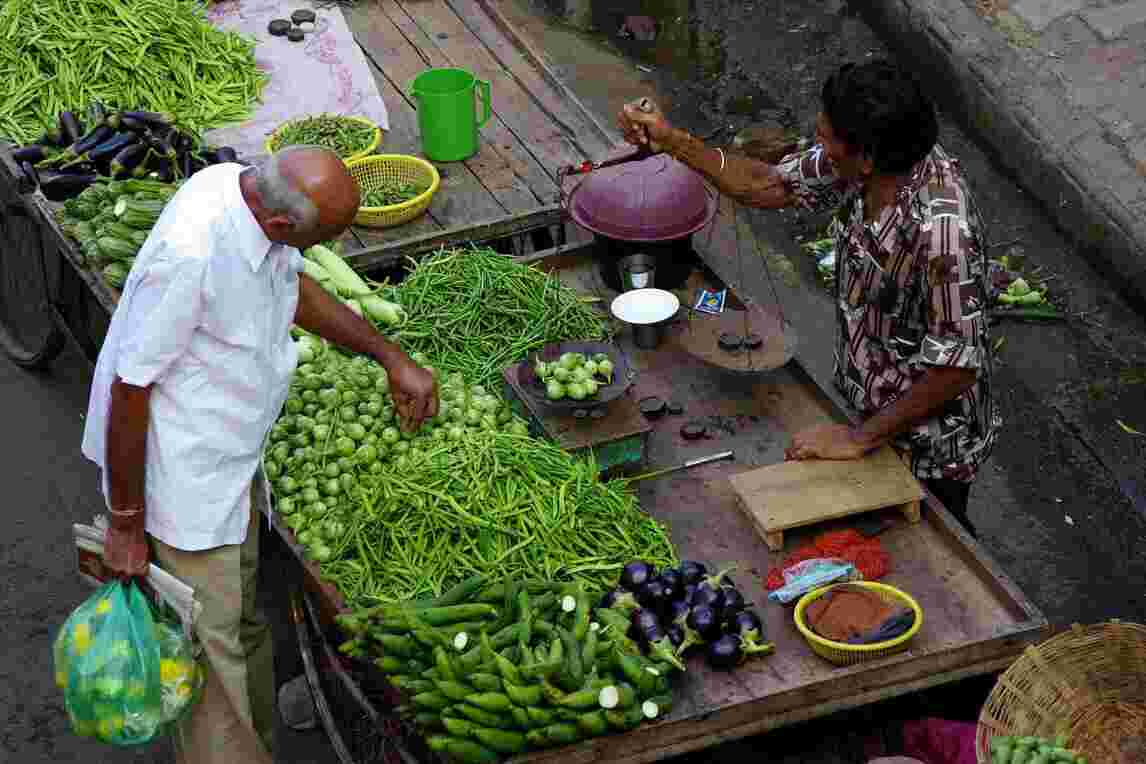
[107,379,151,514]
[294,273,405,369]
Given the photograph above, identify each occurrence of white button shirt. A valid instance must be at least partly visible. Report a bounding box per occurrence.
[82,164,305,551]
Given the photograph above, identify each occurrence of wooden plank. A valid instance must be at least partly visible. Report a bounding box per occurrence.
[348,1,549,214]
[344,204,565,274]
[339,7,505,247]
[469,0,619,151]
[729,445,924,534]
[389,0,595,173]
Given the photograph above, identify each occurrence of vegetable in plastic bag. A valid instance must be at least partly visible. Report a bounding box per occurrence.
[53,580,204,745]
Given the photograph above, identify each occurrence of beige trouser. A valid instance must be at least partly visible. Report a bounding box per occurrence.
[149,489,276,764]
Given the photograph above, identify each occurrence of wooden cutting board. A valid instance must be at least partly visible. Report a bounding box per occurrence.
[728,446,924,551]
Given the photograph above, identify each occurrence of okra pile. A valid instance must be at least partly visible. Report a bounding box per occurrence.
[269,114,379,160]
[338,575,678,761]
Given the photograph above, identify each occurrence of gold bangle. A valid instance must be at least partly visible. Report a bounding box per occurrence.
[716,148,726,172]
[109,506,144,518]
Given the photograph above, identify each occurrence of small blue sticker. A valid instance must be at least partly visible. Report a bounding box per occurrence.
[694,288,726,315]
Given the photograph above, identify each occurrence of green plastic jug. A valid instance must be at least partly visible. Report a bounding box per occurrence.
[411,68,492,162]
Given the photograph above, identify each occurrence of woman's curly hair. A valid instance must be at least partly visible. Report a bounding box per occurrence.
[821,60,939,174]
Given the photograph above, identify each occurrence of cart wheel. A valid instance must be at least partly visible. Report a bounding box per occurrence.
[0,200,65,369]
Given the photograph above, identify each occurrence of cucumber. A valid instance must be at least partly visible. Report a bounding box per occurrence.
[471,726,527,755]
[454,703,517,731]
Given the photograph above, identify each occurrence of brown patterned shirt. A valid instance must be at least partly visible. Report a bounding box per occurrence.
[777,143,1000,482]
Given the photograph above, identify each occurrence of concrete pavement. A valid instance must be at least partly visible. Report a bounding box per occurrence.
[859,0,1146,307]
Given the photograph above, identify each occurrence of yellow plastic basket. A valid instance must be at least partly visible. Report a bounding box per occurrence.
[345,154,439,229]
[793,581,923,666]
[264,115,383,163]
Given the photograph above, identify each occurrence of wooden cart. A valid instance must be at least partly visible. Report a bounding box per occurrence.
[0,1,1048,761]
[268,243,1048,764]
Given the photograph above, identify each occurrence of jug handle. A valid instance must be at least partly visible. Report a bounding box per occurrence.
[476,79,492,128]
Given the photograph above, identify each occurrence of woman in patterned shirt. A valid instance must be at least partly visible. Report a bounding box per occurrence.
[618,60,1000,536]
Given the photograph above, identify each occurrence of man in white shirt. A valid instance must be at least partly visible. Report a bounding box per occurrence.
[81,146,438,763]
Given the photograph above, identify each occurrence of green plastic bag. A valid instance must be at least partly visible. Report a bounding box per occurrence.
[53,580,204,745]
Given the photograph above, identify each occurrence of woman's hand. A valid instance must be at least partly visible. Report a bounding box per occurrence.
[617,98,673,153]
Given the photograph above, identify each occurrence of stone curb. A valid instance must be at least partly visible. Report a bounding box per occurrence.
[858,0,1146,308]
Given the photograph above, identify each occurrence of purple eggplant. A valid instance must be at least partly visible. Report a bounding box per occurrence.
[706,634,744,670]
[620,561,656,591]
[600,588,641,615]
[726,610,773,656]
[667,599,691,625]
[681,583,698,605]
[691,583,726,613]
[721,586,747,614]
[686,604,721,641]
[631,609,661,639]
[213,146,239,164]
[636,578,671,614]
[666,623,685,649]
[678,560,708,586]
[659,568,684,596]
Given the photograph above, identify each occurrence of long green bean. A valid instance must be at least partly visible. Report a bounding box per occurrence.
[325,431,677,609]
[390,247,611,390]
[0,0,266,144]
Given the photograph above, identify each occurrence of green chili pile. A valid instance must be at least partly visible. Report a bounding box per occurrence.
[270,114,378,159]
[325,429,678,608]
[0,0,266,144]
[392,248,611,390]
[362,181,424,208]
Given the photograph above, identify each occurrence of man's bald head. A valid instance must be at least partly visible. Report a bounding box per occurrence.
[248,145,361,248]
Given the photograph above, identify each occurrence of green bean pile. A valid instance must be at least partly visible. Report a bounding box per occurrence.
[393,248,612,389]
[0,0,267,144]
[363,181,424,208]
[271,114,377,159]
[323,430,678,608]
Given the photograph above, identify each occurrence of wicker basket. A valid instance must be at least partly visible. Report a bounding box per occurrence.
[976,621,1146,764]
[793,582,923,666]
[344,155,439,229]
[264,115,383,163]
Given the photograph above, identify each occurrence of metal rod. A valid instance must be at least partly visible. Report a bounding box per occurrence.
[626,451,735,483]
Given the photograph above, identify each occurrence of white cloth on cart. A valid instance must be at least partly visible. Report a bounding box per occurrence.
[203,0,389,160]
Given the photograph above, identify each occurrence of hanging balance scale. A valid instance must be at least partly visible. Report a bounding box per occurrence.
[559,98,795,373]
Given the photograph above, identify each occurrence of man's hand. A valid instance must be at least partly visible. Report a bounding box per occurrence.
[617,99,673,153]
[785,424,871,462]
[385,355,439,432]
[103,522,150,579]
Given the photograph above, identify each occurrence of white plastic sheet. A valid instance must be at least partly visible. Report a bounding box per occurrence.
[203,0,389,160]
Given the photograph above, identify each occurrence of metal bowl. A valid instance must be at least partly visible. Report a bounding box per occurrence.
[512,341,635,412]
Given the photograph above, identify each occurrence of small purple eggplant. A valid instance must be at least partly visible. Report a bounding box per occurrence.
[659,568,684,597]
[681,583,698,605]
[678,560,708,586]
[707,634,744,670]
[636,578,670,611]
[666,623,685,649]
[667,599,691,625]
[620,560,656,591]
[691,582,726,613]
[686,604,721,641]
[726,609,774,656]
[721,586,747,614]
[631,609,661,640]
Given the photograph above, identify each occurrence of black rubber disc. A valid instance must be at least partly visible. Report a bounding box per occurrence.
[718,333,743,351]
[639,396,666,419]
[744,333,764,349]
[287,27,305,42]
[268,19,291,36]
[668,402,684,415]
[680,422,706,440]
[291,9,317,24]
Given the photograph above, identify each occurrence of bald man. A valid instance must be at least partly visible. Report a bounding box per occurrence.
[81,147,438,763]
